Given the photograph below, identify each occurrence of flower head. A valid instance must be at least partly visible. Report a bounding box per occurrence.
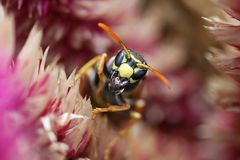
[0,5,93,160]
[206,0,240,48]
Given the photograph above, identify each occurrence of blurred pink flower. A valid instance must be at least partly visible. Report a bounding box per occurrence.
[1,0,147,71]
[207,49,240,87]
[0,5,93,160]
[215,0,240,20]
[202,2,240,159]
[206,0,240,48]
[198,111,240,160]
[203,111,240,139]
[205,0,240,108]
[142,69,210,135]
[205,17,240,48]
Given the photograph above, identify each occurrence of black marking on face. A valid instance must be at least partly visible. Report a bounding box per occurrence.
[115,50,126,66]
[132,69,147,80]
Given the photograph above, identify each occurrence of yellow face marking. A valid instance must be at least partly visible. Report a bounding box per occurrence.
[130,78,138,83]
[130,54,141,63]
[122,56,127,63]
[112,62,118,70]
[134,67,141,73]
[118,63,133,78]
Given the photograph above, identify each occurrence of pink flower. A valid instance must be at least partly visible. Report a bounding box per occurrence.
[205,0,240,110]
[206,0,240,48]
[198,111,240,160]
[2,0,145,71]
[142,69,210,135]
[205,17,240,48]
[0,5,93,160]
[203,2,240,159]
[215,0,240,20]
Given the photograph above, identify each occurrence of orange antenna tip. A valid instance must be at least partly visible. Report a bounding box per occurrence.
[137,63,170,89]
[98,22,131,59]
[98,23,121,44]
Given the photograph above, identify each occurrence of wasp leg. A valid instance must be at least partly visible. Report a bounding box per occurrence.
[103,99,145,160]
[75,54,107,95]
[91,102,130,117]
[96,53,107,95]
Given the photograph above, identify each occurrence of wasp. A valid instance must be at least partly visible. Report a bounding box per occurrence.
[75,23,169,159]
[75,23,169,117]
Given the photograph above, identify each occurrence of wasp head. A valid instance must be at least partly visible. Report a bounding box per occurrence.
[98,22,170,91]
[108,49,148,95]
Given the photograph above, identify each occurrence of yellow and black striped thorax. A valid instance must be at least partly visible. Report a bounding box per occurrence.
[111,49,147,84]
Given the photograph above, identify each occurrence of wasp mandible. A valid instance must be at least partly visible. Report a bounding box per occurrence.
[75,23,169,117]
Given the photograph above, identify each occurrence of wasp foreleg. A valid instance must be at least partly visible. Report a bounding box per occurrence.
[91,102,130,117]
[96,53,107,95]
[75,53,107,95]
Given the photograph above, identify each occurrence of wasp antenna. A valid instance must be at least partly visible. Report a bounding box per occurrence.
[98,22,131,59]
[137,63,170,89]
